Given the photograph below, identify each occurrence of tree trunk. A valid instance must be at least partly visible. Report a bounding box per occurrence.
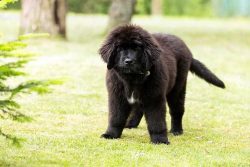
[151,0,163,15]
[20,0,67,38]
[107,0,136,32]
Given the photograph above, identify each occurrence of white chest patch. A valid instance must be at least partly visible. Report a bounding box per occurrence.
[127,92,138,104]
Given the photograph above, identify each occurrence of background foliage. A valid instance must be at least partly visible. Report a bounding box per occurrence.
[5,0,250,17]
[163,0,212,16]
[5,0,212,16]
[67,0,110,14]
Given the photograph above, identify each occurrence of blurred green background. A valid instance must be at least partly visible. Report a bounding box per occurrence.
[5,0,250,17]
[0,0,250,166]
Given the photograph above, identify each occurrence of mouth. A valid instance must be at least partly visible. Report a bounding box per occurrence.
[117,67,148,75]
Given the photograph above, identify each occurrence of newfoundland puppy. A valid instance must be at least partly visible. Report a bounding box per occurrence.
[99,25,225,144]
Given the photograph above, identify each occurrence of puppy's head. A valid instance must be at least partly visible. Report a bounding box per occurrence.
[99,25,161,75]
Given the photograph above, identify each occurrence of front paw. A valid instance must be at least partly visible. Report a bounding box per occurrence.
[170,129,183,136]
[151,135,170,145]
[100,133,118,139]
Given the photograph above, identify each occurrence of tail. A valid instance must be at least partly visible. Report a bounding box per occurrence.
[190,58,225,89]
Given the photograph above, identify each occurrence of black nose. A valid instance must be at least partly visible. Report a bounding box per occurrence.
[124,58,133,65]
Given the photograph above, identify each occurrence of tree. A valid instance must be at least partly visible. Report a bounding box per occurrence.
[107,0,136,32]
[151,0,163,15]
[20,0,67,38]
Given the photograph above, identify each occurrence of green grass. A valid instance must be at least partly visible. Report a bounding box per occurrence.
[0,12,250,166]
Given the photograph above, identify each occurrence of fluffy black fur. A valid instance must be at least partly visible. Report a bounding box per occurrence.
[99,25,225,144]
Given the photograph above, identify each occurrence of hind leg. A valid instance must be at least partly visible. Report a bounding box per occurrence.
[125,107,143,129]
[167,80,187,136]
[168,57,190,135]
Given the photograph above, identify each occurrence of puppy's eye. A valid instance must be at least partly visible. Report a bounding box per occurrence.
[134,40,142,46]
[116,47,121,52]
[135,46,142,50]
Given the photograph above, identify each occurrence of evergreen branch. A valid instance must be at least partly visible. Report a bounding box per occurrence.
[5,110,33,122]
[0,100,20,110]
[0,51,35,58]
[0,60,28,80]
[0,59,28,68]
[0,82,10,91]
[18,33,50,40]
[9,79,63,99]
[0,41,27,51]
[0,100,32,122]
[0,0,19,8]
[0,129,23,147]
[0,68,26,80]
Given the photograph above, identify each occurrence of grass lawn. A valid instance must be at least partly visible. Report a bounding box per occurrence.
[0,12,250,166]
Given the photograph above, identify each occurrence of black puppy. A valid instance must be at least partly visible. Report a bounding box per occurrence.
[99,25,225,144]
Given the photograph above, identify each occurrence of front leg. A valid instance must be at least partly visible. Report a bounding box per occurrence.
[144,97,169,144]
[101,94,131,139]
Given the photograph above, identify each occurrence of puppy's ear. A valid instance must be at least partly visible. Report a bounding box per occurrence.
[107,50,116,69]
[143,38,161,69]
[143,50,152,70]
[99,40,116,70]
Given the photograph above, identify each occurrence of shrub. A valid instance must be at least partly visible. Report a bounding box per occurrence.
[0,0,61,146]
